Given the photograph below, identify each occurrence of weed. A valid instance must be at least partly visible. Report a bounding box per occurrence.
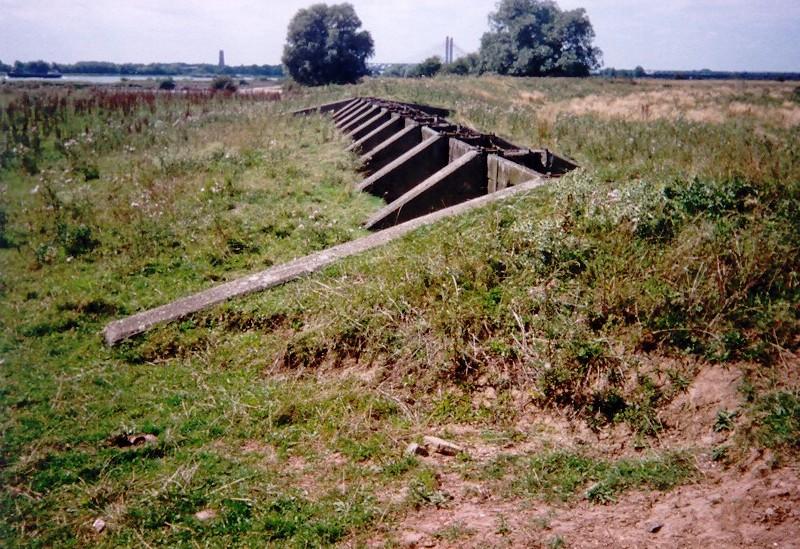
[753,391,800,449]
[714,409,738,432]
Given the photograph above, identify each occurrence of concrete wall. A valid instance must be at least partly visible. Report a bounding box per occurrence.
[346,116,404,154]
[366,151,488,230]
[359,135,450,203]
[487,154,543,193]
[348,110,391,141]
[449,138,475,162]
[360,124,422,174]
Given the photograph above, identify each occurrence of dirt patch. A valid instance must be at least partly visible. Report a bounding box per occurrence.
[381,459,800,548]
[660,363,744,448]
[241,439,278,462]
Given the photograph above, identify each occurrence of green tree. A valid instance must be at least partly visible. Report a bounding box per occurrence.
[633,65,646,78]
[443,53,481,75]
[411,56,443,78]
[211,76,237,92]
[479,0,601,77]
[282,3,374,86]
[158,78,177,90]
[14,60,52,75]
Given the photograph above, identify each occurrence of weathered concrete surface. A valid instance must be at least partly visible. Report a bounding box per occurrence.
[347,109,391,141]
[339,106,380,134]
[448,138,475,162]
[487,154,543,192]
[365,151,489,230]
[335,103,372,129]
[103,179,548,346]
[332,99,363,121]
[345,115,404,154]
[360,124,422,174]
[421,126,439,140]
[358,135,449,203]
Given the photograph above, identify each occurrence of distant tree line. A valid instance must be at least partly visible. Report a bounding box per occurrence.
[596,67,800,81]
[2,60,284,77]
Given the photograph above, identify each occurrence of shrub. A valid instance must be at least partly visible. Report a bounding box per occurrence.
[158,78,176,91]
[211,76,237,93]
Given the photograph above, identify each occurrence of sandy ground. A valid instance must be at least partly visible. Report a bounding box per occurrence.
[380,458,799,548]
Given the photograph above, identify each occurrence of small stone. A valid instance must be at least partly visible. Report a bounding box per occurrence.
[92,518,106,533]
[763,507,777,521]
[423,436,464,456]
[194,509,217,522]
[645,520,664,533]
[708,494,723,505]
[484,387,497,401]
[405,443,428,457]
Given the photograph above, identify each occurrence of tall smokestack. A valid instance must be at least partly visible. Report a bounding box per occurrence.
[218,50,225,68]
[445,37,450,64]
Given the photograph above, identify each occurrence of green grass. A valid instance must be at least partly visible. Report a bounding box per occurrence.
[479,450,697,504]
[1,76,798,545]
[753,391,800,449]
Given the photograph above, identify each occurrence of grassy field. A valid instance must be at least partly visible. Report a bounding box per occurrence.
[1,76,798,546]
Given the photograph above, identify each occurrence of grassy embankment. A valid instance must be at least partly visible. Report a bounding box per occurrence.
[1,77,798,546]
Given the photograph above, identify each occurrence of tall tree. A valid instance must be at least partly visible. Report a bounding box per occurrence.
[479,0,601,77]
[282,3,374,86]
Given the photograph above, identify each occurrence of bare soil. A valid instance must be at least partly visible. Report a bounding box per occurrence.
[378,458,799,548]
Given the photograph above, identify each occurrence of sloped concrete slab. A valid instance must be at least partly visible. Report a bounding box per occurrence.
[332,99,364,121]
[103,179,548,346]
[345,115,404,154]
[335,102,372,129]
[339,105,380,133]
[360,124,422,174]
[347,109,391,141]
[358,135,449,202]
[365,150,489,230]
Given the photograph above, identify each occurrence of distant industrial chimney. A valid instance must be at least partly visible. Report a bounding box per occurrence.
[444,37,454,64]
[218,50,225,68]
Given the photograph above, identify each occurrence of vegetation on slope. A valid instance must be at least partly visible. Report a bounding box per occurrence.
[1,77,798,545]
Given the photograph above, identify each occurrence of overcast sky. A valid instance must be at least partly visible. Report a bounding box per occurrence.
[1,0,799,70]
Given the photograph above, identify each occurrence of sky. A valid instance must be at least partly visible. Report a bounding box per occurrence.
[1,0,799,71]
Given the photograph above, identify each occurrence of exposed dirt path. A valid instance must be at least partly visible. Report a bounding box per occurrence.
[378,460,799,548]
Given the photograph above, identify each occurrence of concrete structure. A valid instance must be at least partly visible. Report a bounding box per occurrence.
[218,50,225,68]
[102,97,578,345]
[300,96,577,230]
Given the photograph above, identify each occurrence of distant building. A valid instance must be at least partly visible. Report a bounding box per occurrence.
[218,50,225,68]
